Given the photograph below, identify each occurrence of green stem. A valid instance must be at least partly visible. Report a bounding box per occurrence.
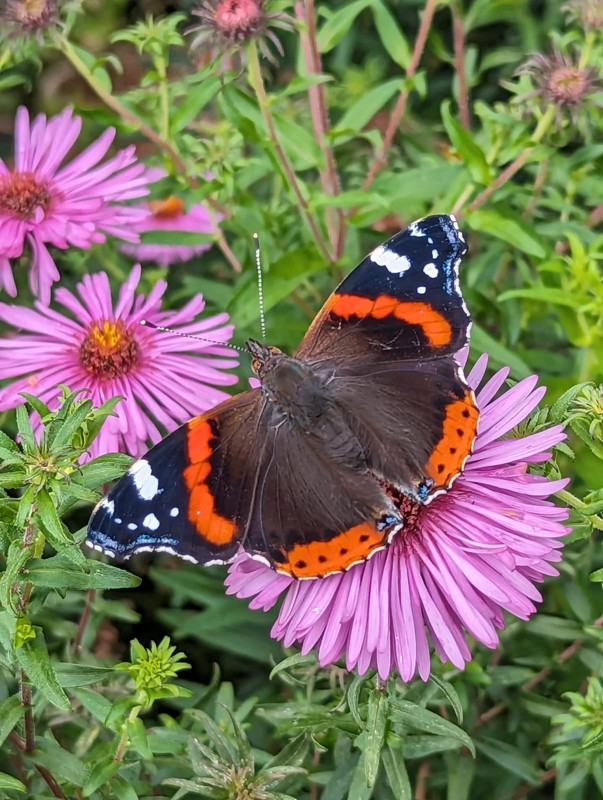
[556,488,603,531]
[51,31,187,173]
[246,41,332,264]
[156,55,170,141]
[114,705,141,762]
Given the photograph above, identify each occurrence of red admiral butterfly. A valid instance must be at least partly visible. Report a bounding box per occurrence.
[87,214,479,579]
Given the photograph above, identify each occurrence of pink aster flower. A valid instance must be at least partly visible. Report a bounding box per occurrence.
[0,265,238,459]
[120,195,216,266]
[0,106,157,303]
[225,354,569,681]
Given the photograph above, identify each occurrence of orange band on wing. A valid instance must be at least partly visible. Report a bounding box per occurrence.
[328,293,452,347]
[426,392,479,490]
[184,419,237,546]
[276,522,387,579]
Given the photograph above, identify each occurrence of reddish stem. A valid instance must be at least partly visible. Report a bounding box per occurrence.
[361,0,439,193]
[452,0,470,129]
[296,0,345,260]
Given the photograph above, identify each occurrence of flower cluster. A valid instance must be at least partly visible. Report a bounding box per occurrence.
[0,106,236,460]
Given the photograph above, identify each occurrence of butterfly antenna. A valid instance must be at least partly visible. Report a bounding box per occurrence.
[254,233,267,342]
[139,320,245,352]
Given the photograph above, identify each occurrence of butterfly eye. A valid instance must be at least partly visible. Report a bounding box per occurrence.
[251,358,261,374]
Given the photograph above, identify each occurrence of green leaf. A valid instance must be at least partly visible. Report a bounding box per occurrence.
[35,488,70,546]
[26,555,141,590]
[19,392,51,424]
[270,652,318,680]
[389,699,475,757]
[32,738,90,786]
[171,74,222,133]
[475,737,540,783]
[82,758,120,797]
[498,287,584,308]
[73,453,133,489]
[111,775,140,800]
[429,675,464,724]
[0,429,19,454]
[469,325,531,379]
[347,673,367,729]
[526,614,583,641]
[48,399,92,451]
[372,0,411,68]
[446,754,475,800]
[317,0,373,52]
[466,209,547,258]
[0,695,24,747]
[15,405,35,454]
[550,383,591,423]
[441,101,492,185]
[336,79,404,134]
[72,688,112,725]
[128,716,153,759]
[382,746,411,800]
[590,568,603,582]
[54,663,115,687]
[15,630,71,710]
[0,772,26,792]
[348,751,373,800]
[364,689,388,787]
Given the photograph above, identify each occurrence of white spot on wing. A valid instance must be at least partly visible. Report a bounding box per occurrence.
[370,245,411,275]
[432,249,438,258]
[417,286,427,294]
[409,223,426,238]
[170,507,179,517]
[143,513,160,531]
[127,522,138,531]
[423,263,438,279]
[128,459,160,500]
[100,498,115,515]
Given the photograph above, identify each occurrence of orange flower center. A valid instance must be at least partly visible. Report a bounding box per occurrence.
[147,195,186,219]
[0,171,52,220]
[79,320,140,381]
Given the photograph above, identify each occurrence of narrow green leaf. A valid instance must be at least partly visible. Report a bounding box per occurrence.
[389,699,475,756]
[48,400,92,450]
[347,673,367,729]
[364,689,388,787]
[348,751,373,800]
[442,101,492,184]
[26,555,141,590]
[128,716,153,760]
[82,758,120,797]
[589,568,603,582]
[16,631,71,710]
[0,429,19,453]
[336,79,404,134]
[467,209,547,258]
[446,753,475,800]
[372,0,411,68]
[111,775,140,800]
[382,746,411,800]
[0,772,26,792]
[470,325,531,379]
[0,695,24,747]
[72,688,112,725]
[498,287,584,308]
[475,737,540,783]
[270,652,317,680]
[35,488,70,545]
[430,675,464,724]
[31,738,90,786]
[73,453,133,489]
[317,0,372,52]
[54,663,114,687]
[171,75,221,133]
[15,405,35,453]
[19,392,51,423]
[550,383,591,422]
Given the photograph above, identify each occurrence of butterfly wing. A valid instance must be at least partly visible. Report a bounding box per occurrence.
[87,390,263,565]
[87,387,402,577]
[295,214,478,501]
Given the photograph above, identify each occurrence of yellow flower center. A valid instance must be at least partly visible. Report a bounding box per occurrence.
[79,320,140,381]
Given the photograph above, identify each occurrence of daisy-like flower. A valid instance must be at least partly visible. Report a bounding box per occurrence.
[189,0,293,62]
[120,196,216,266]
[563,0,603,31]
[0,106,157,303]
[225,355,569,681]
[1,0,57,34]
[0,265,238,459]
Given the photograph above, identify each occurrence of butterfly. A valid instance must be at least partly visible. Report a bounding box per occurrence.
[87,214,479,579]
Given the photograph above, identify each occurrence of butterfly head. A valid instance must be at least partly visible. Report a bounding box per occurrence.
[245,339,283,377]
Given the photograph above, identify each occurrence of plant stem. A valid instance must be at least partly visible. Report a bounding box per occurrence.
[114,705,141,762]
[35,766,67,799]
[73,589,95,656]
[451,0,470,129]
[246,42,332,263]
[20,671,34,753]
[52,31,187,173]
[464,105,556,215]
[296,0,345,259]
[361,0,438,193]
[156,55,170,141]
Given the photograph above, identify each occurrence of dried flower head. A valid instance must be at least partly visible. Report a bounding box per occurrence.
[2,0,57,32]
[563,0,603,31]
[189,0,293,62]
[516,48,601,126]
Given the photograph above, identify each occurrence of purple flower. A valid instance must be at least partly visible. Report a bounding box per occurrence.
[225,355,569,681]
[0,265,238,459]
[0,106,157,303]
[120,195,216,266]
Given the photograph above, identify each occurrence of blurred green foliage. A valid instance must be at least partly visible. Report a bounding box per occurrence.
[0,0,602,798]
